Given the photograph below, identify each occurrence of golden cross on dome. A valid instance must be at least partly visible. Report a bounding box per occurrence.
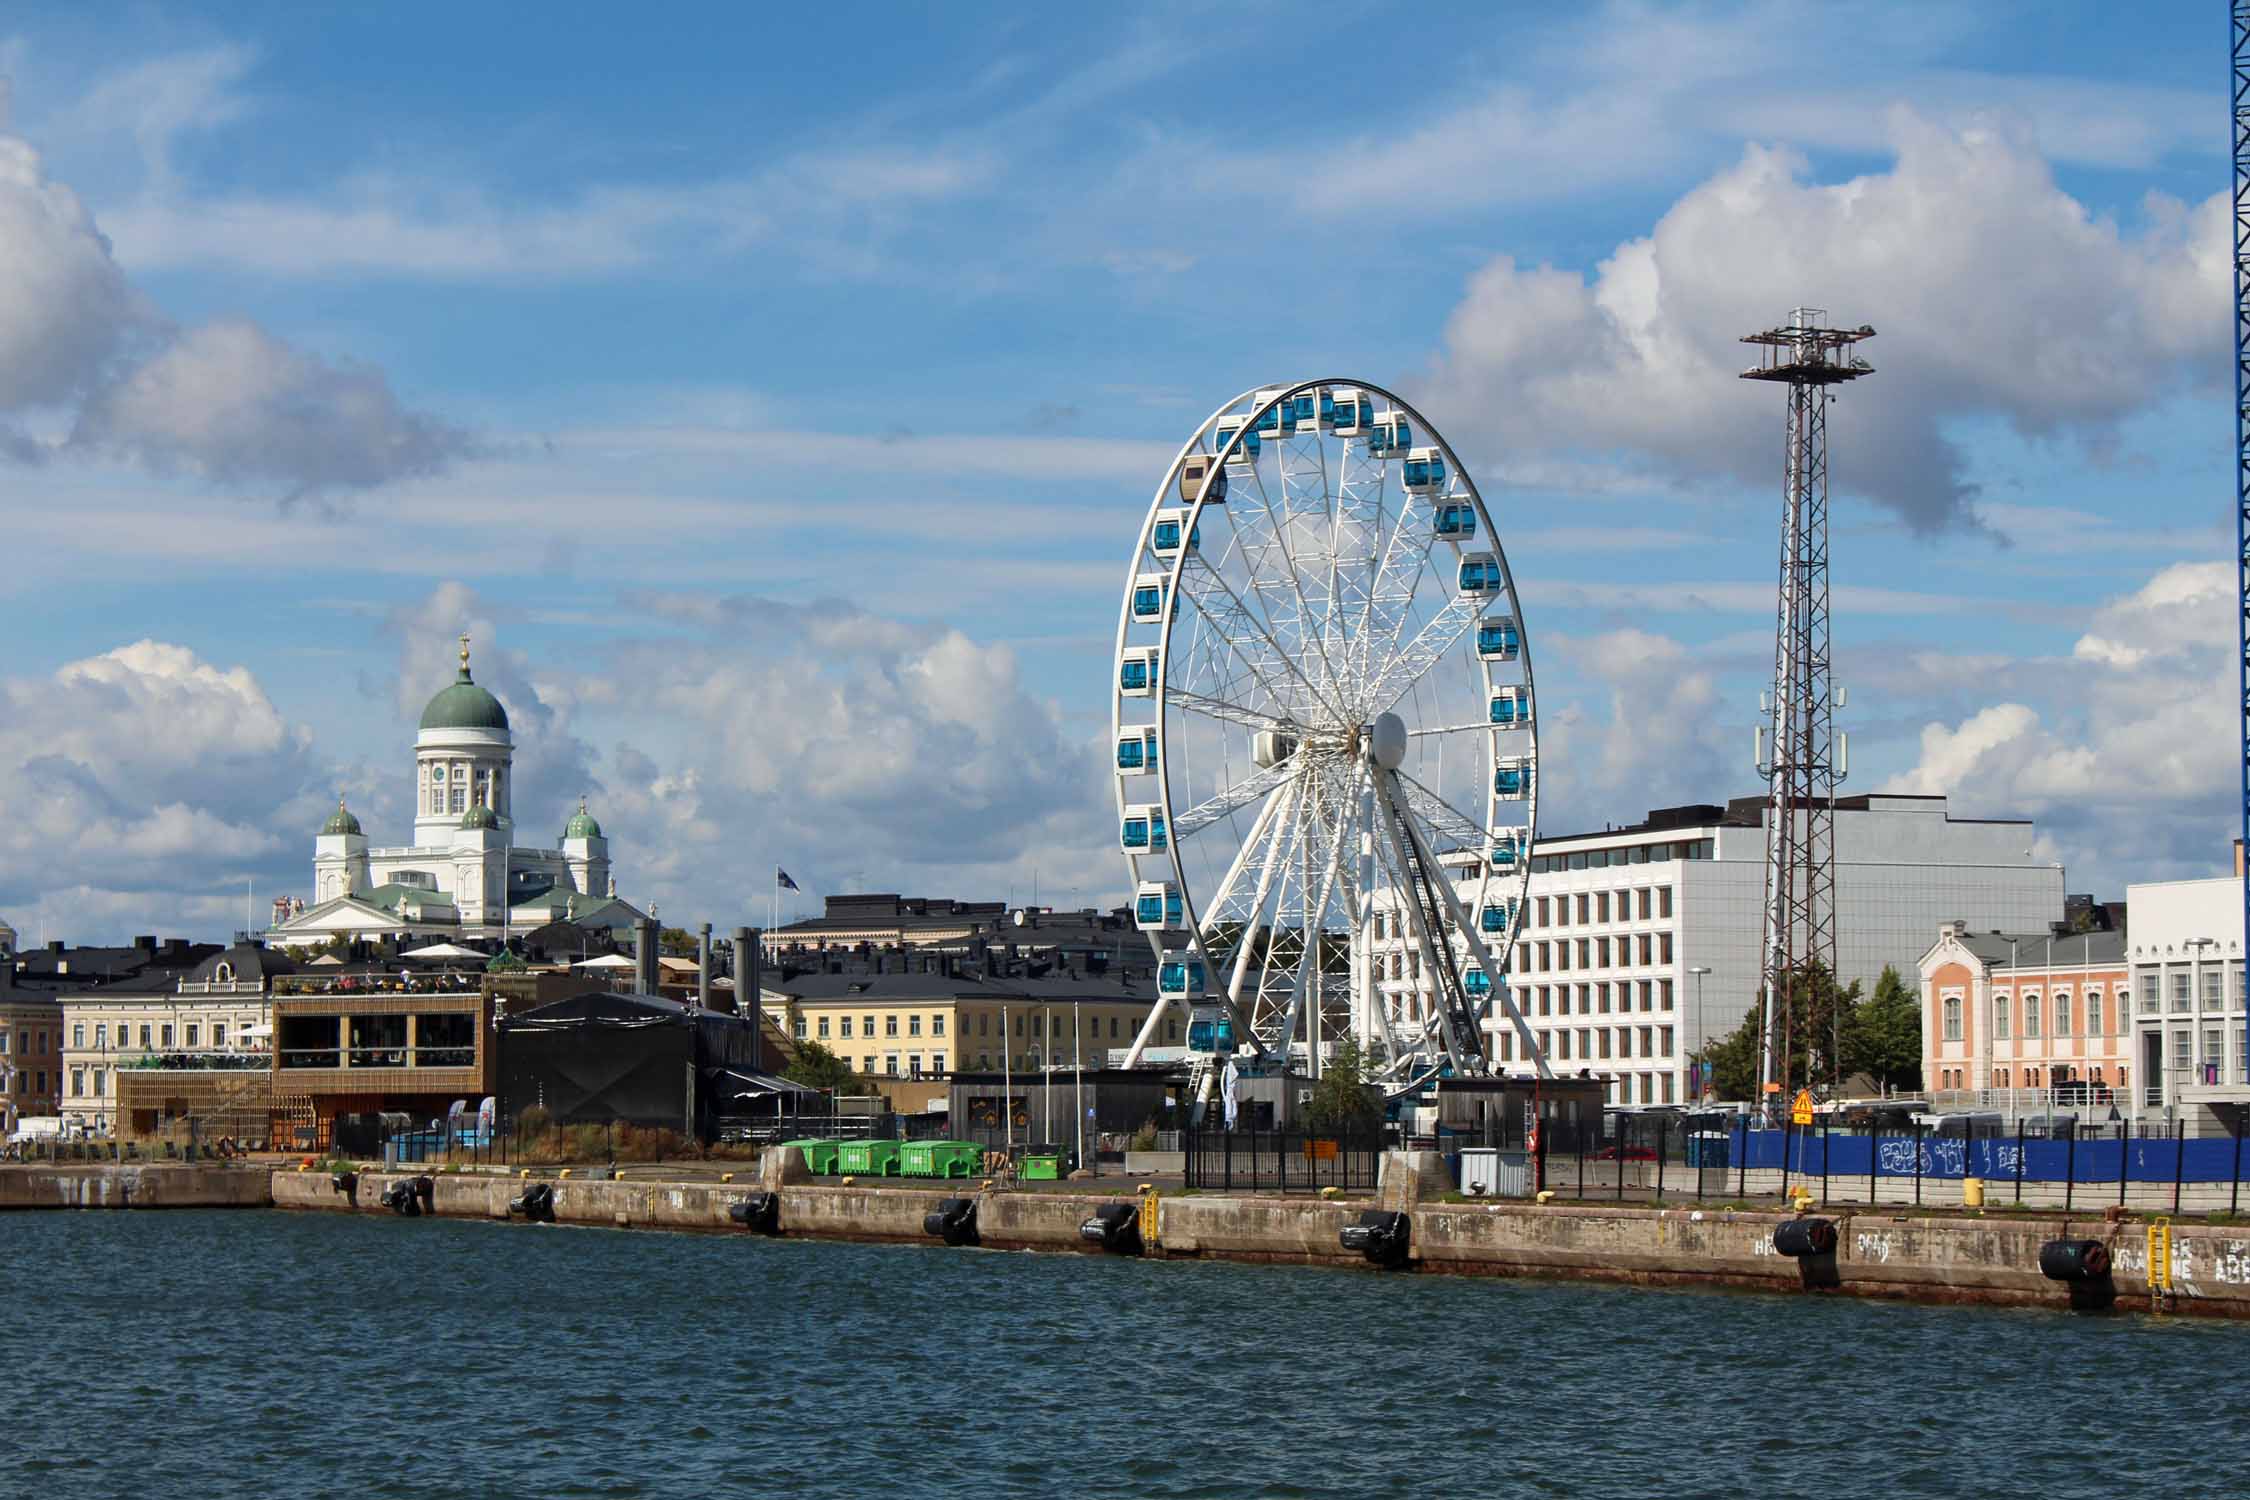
[459,633,472,672]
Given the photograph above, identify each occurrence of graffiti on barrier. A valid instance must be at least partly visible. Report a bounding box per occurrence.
[1855,1231,1893,1264]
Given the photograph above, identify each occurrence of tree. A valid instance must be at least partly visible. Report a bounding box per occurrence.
[485,950,527,973]
[1302,1037,1382,1134]
[1848,964,1922,1093]
[782,1039,858,1094]
[1692,963,1866,1102]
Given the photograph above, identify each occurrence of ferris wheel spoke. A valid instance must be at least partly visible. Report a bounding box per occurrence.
[1362,591,1482,715]
[1172,759,1299,842]
[1393,769,1490,852]
[1238,454,1350,702]
[1179,554,1341,720]
[1164,686,1290,738]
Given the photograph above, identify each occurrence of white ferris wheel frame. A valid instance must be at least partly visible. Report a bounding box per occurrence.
[1108,377,1552,1086]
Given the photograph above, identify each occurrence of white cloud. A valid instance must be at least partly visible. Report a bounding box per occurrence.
[71,320,469,497]
[0,641,326,928]
[1426,116,2227,532]
[0,133,142,411]
[1882,560,2234,884]
[0,120,468,497]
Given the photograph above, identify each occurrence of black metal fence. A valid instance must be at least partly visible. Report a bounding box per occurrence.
[1183,1126,1385,1193]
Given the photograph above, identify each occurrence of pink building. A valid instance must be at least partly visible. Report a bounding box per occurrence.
[1919,922,2131,1106]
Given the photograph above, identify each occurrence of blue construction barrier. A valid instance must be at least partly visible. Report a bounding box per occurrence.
[1733,1127,2241,1184]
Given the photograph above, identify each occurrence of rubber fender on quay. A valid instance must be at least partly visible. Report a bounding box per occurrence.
[329,1171,358,1204]
[1078,1202,1142,1254]
[728,1192,781,1236]
[508,1182,556,1223]
[1339,1209,1412,1269]
[1772,1217,1838,1258]
[923,1197,979,1247]
[2039,1239,2112,1283]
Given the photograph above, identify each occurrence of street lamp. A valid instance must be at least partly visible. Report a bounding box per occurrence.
[1689,966,1714,1102]
[2187,936,2217,1090]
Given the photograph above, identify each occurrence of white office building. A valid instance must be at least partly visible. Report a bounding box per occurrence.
[1372,793,2063,1106]
[2125,871,2249,1132]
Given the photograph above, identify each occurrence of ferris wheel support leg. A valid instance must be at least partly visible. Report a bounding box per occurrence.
[1392,794,1552,1082]
[1269,778,1352,1077]
[1354,772,1377,1060]
[1368,772,1482,1075]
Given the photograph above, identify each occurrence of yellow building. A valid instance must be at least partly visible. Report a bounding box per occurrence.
[761,973,1173,1084]
[59,945,287,1137]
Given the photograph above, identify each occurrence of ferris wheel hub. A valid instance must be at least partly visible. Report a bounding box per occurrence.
[1367,711,1408,771]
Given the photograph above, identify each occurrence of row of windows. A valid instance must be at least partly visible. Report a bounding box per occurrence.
[3,1069,51,1096]
[2135,966,2246,1015]
[1514,933,1675,975]
[1988,989,2116,1041]
[1529,887,1674,929]
[844,1031,1170,1080]
[0,1028,51,1055]
[68,1068,110,1097]
[1514,980,1676,1017]
[61,1021,244,1052]
[1941,988,2123,1043]
[1493,1024,1676,1064]
[68,1016,244,1052]
[797,1011,1135,1044]
[1529,839,1714,874]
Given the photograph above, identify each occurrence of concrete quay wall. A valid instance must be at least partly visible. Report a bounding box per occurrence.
[18,1162,2246,1318]
[0,1164,269,1210]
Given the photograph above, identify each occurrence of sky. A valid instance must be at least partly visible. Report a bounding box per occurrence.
[0,1,2238,943]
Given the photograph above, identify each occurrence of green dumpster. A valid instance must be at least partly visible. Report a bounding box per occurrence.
[786,1139,840,1175]
[1019,1153,1063,1181]
[900,1140,986,1179]
[837,1139,902,1177]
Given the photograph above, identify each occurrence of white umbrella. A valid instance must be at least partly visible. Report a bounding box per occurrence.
[403,942,484,960]
[572,954,637,969]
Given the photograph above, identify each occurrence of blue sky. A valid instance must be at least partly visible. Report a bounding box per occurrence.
[0,2,2237,941]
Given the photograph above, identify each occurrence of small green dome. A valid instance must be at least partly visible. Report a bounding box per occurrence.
[321,797,362,837]
[418,635,510,732]
[460,803,500,831]
[563,796,603,840]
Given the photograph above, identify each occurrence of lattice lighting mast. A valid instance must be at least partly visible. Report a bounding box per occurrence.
[1740,310,1873,1108]
[2232,4,2250,1102]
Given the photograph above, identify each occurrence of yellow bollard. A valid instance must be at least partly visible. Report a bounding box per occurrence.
[1319,1185,1341,1201]
[841,1174,857,1186]
[721,1172,734,1183]
[519,1169,530,1179]
[1963,1177,1985,1209]
[559,1168,572,1180]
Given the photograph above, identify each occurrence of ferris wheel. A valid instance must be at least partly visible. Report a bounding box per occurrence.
[1111,380,1551,1091]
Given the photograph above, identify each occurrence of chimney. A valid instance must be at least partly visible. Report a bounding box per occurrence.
[633,916,658,995]
[697,922,712,1011]
[733,926,763,1068]
[134,935,157,952]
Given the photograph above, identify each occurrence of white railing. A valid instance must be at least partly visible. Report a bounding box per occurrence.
[176,981,267,996]
[1927,1086,2127,1118]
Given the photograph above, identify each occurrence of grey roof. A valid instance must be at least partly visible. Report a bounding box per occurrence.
[1952,929,2127,970]
[187,943,298,984]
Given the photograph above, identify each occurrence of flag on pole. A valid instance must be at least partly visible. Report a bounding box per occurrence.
[1221,1056,1240,1130]
[776,869,799,892]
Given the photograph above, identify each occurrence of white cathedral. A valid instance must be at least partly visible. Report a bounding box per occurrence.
[271,638,641,944]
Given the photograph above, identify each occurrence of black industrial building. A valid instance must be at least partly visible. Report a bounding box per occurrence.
[496,991,813,1138]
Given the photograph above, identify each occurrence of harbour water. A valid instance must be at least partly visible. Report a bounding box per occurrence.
[6,1210,2245,1499]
